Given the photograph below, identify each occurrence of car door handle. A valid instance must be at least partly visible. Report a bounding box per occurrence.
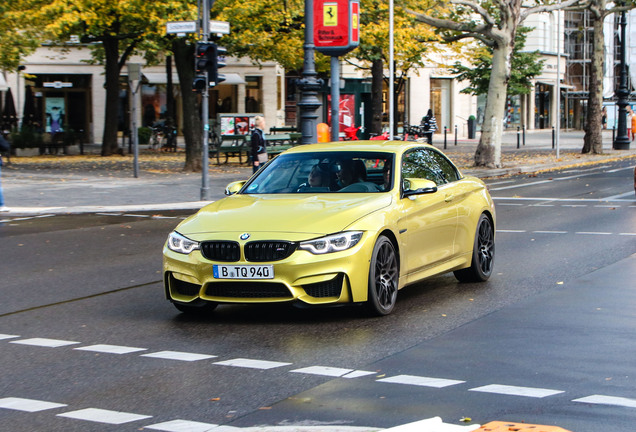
[444,194,454,202]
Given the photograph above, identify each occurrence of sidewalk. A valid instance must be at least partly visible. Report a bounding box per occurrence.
[1,130,635,216]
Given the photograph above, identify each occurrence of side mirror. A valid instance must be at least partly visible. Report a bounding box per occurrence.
[225,180,246,196]
[402,178,438,197]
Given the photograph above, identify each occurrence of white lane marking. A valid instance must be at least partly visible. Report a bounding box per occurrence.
[469,384,564,398]
[490,179,552,191]
[486,180,516,186]
[0,334,20,340]
[57,408,152,424]
[497,230,526,233]
[290,366,354,377]
[141,351,217,362]
[343,370,377,379]
[533,230,568,234]
[213,358,292,370]
[10,338,80,348]
[378,374,465,388]
[490,168,615,192]
[145,419,220,431]
[576,231,612,235]
[530,204,555,207]
[605,166,635,173]
[600,191,635,200]
[573,395,636,408]
[0,397,67,412]
[595,205,620,208]
[563,205,588,208]
[497,203,524,206]
[493,197,632,203]
[74,344,147,355]
[619,232,636,236]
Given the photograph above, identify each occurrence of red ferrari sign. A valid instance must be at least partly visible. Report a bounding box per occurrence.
[314,0,360,56]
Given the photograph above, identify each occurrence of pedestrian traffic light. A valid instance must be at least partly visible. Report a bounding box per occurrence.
[192,42,226,90]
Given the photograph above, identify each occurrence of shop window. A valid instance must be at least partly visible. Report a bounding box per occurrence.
[245,76,262,113]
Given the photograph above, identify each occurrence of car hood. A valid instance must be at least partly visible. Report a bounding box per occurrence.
[177,193,393,236]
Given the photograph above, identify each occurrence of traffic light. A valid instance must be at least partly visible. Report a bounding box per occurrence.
[210,44,226,86]
[192,42,213,91]
[192,42,226,91]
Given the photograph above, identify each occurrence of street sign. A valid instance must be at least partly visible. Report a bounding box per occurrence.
[210,20,230,35]
[166,21,197,34]
[314,0,360,56]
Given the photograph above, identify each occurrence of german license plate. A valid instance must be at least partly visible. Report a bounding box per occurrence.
[213,264,274,279]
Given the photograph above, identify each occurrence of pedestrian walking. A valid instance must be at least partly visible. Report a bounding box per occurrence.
[601,107,607,129]
[0,134,10,212]
[421,109,438,144]
[250,115,268,174]
[631,107,636,141]
[627,108,633,140]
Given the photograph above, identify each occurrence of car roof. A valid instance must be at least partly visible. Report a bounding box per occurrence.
[282,140,437,155]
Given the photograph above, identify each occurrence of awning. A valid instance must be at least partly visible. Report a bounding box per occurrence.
[142,72,180,85]
[0,74,8,91]
[535,80,575,90]
[218,73,247,85]
[141,72,246,85]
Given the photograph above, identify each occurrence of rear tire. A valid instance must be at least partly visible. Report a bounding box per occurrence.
[366,235,399,316]
[454,213,495,283]
[173,300,218,315]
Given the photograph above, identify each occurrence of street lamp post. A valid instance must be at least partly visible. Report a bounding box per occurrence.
[614,6,631,150]
[297,0,323,144]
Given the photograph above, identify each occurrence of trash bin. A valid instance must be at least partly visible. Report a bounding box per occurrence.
[467,115,476,139]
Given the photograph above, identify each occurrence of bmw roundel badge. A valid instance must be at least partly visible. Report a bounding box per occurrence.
[240,233,251,240]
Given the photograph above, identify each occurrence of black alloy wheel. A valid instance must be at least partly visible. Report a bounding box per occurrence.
[454,213,495,282]
[366,235,399,316]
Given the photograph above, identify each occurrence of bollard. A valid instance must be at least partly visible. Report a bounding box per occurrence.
[522,124,526,146]
[454,125,458,146]
[516,126,520,149]
[612,126,615,143]
[443,126,447,149]
[552,126,555,149]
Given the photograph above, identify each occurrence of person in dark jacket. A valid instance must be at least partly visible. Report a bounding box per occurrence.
[421,109,438,144]
[250,115,267,173]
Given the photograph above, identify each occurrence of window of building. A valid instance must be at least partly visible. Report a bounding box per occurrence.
[245,76,262,113]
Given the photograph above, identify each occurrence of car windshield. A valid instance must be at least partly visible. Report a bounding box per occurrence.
[242,151,394,194]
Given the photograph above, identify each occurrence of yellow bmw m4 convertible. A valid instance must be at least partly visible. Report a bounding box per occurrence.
[163,141,495,316]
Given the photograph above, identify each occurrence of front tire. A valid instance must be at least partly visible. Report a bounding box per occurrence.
[366,235,399,316]
[454,213,495,283]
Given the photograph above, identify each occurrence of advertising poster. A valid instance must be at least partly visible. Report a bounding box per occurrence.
[220,116,235,135]
[46,97,65,133]
[235,117,250,135]
[327,94,356,133]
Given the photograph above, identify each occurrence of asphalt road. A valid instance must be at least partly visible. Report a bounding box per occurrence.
[0,159,634,432]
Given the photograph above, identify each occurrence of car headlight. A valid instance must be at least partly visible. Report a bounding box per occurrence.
[299,231,363,255]
[167,231,200,254]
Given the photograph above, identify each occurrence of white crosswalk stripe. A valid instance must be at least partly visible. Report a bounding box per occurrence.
[57,407,152,424]
[141,351,217,361]
[469,384,564,398]
[377,374,465,388]
[0,397,67,412]
[74,344,147,354]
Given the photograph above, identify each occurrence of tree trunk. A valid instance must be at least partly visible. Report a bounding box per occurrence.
[371,59,383,136]
[101,37,122,156]
[475,41,514,167]
[173,39,203,172]
[583,10,605,154]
